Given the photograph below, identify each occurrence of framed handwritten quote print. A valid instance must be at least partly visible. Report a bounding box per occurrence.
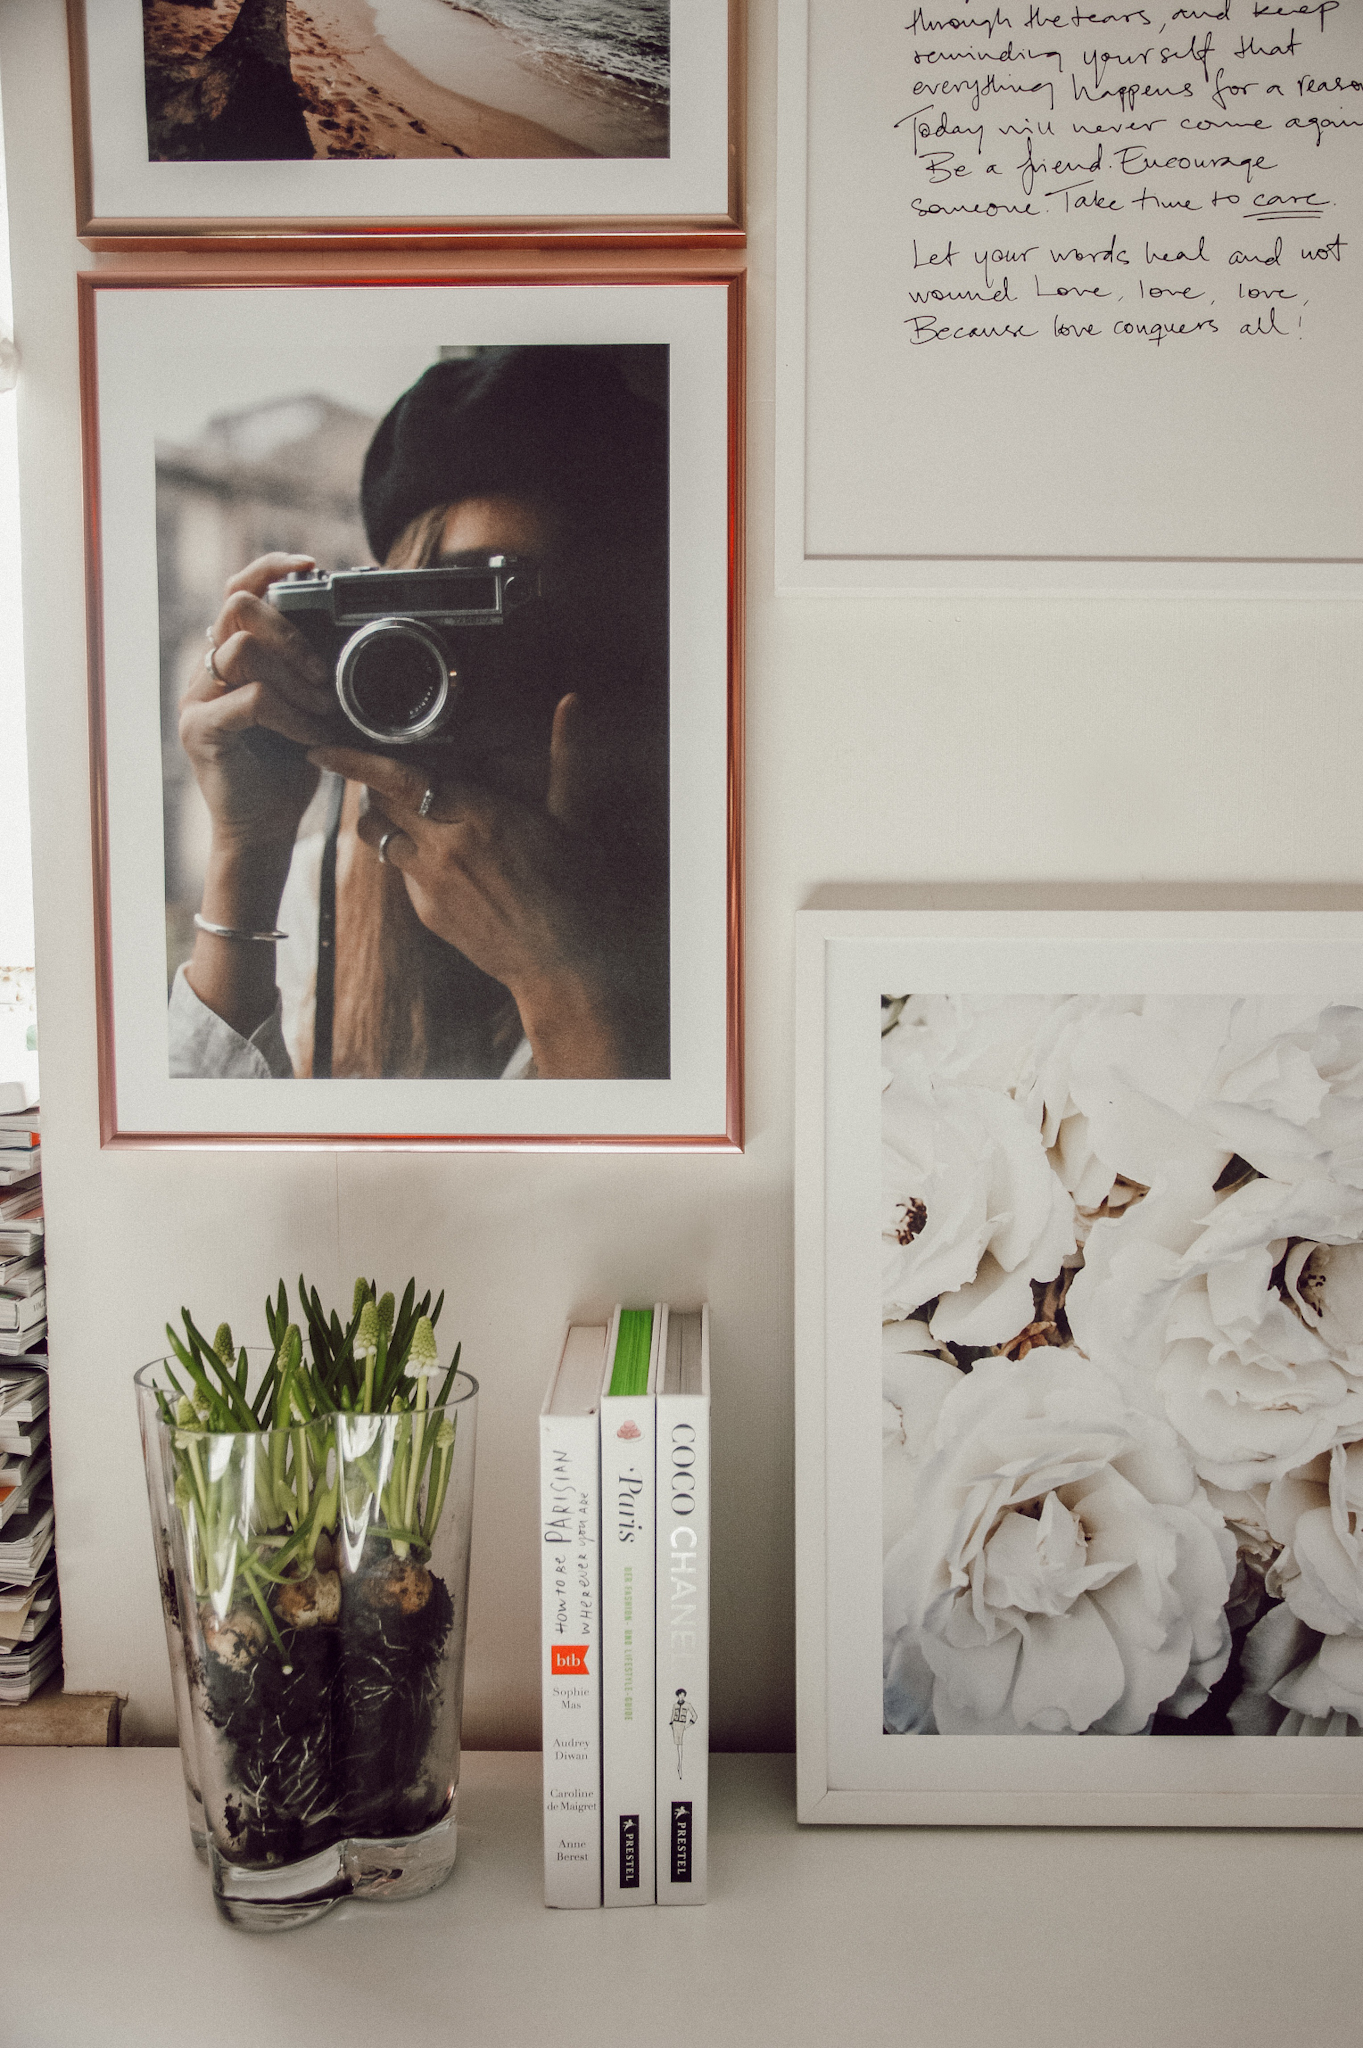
[777,0,1363,593]
[797,910,1363,1825]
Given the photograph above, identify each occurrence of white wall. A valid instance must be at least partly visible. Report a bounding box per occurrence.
[0,87,33,981]
[5,0,1361,1748]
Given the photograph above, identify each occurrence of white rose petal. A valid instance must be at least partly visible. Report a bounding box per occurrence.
[883,1353,1234,1736]
[882,1044,1075,1348]
[884,994,1071,1097]
[883,1325,963,1558]
[1069,1173,1363,1490]
[1026,997,1363,1193]
[1231,1600,1363,1736]
[1275,1633,1363,1724]
[1265,1443,1363,1636]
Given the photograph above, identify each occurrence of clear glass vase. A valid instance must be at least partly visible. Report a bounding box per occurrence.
[137,1360,478,1931]
[134,1364,210,1858]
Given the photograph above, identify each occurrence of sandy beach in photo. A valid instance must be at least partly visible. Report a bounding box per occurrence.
[143,0,669,162]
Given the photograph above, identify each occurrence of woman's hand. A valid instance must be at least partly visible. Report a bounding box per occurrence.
[180,553,335,861]
[309,696,634,1079]
[180,554,336,1041]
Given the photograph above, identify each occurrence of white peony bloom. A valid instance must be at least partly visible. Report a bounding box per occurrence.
[1025,997,1363,1192]
[883,1353,1234,1735]
[882,1322,963,1559]
[882,1037,1075,1348]
[1068,1172,1363,1490]
[1202,1479,1277,1631]
[1264,1442,1363,1636]
[881,1323,964,1735]
[884,994,1071,1095]
[1230,1601,1363,1736]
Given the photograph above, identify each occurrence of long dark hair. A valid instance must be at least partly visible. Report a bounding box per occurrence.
[328,496,670,1080]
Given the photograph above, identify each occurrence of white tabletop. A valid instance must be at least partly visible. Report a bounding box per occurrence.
[3,1748,1362,2047]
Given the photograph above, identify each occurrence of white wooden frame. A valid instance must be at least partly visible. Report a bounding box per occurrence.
[775,0,1363,599]
[796,909,1363,1825]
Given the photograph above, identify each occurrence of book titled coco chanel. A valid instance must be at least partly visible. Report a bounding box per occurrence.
[539,1322,608,1909]
[654,1305,710,1905]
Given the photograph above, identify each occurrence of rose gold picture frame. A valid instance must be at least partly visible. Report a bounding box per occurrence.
[68,1,744,248]
[80,264,744,1149]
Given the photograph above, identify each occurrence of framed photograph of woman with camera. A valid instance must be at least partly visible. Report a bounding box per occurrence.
[80,271,742,1148]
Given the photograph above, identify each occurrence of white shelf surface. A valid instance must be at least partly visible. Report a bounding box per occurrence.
[3,1749,1362,2046]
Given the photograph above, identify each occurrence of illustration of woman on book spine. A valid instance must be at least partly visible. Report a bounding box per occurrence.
[670,1686,697,1777]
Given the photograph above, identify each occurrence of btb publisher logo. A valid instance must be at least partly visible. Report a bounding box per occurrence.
[551,1644,589,1675]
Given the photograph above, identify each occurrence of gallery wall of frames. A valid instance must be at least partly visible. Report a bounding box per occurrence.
[5,0,1363,1795]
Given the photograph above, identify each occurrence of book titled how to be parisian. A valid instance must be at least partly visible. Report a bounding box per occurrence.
[539,1304,711,1908]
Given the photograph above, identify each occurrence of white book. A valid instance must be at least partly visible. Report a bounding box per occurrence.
[540,1322,607,1909]
[0,1497,55,1581]
[0,1323,46,1357]
[0,1451,49,1529]
[0,1411,48,1459]
[0,1221,44,1257]
[0,1264,44,1300]
[0,1368,48,1423]
[655,1305,711,1904]
[0,1289,45,1332]
[599,1304,662,1907]
[0,1584,57,1646]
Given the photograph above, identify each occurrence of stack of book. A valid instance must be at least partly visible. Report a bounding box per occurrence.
[0,1366,57,1702]
[540,1303,710,1910]
[0,1099,56,1704]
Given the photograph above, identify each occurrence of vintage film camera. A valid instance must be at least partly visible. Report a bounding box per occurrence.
[267,555,544,751]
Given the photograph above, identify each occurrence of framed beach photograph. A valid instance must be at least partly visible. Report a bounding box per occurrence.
[796,909,1363,1825]
[68,0,742,243]
[80,269,743,1148]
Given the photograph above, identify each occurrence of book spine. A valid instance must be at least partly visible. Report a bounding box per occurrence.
[540,1409,601,1908]
[599,1386,657,1905]
[655,1390,710,1903]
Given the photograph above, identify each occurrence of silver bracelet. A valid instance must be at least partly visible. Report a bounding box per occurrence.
[193,912,288,944]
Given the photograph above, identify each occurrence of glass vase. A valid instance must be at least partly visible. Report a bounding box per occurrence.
[137,1360,478,1932]
[134,1364,210,1858]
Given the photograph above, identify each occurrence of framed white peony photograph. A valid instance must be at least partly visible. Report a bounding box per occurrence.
[796,910,1363,1825]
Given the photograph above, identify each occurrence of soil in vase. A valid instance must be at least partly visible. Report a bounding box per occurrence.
[200,1539,455,1867]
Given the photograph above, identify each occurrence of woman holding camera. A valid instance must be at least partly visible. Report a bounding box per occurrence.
[169,347,670,1083]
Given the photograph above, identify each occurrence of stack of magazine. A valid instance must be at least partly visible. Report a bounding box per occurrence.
[540,1303,710,1909]
[0,1101,57,1705]
[0,1103,44,1360]
[0,1364,57,1702]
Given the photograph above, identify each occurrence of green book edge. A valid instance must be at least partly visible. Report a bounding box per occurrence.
[608,1308,653,1398]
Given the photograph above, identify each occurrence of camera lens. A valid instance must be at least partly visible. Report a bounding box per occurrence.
[335,620,454,744]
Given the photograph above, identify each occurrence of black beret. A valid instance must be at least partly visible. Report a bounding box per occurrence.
[361,346,669,566]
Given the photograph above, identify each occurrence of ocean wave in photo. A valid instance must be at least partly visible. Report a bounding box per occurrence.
[446,0,670,101]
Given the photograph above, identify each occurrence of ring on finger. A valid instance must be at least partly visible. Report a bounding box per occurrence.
[377,828,397,866]
[417,786,436,819]
[204,644,227,685]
